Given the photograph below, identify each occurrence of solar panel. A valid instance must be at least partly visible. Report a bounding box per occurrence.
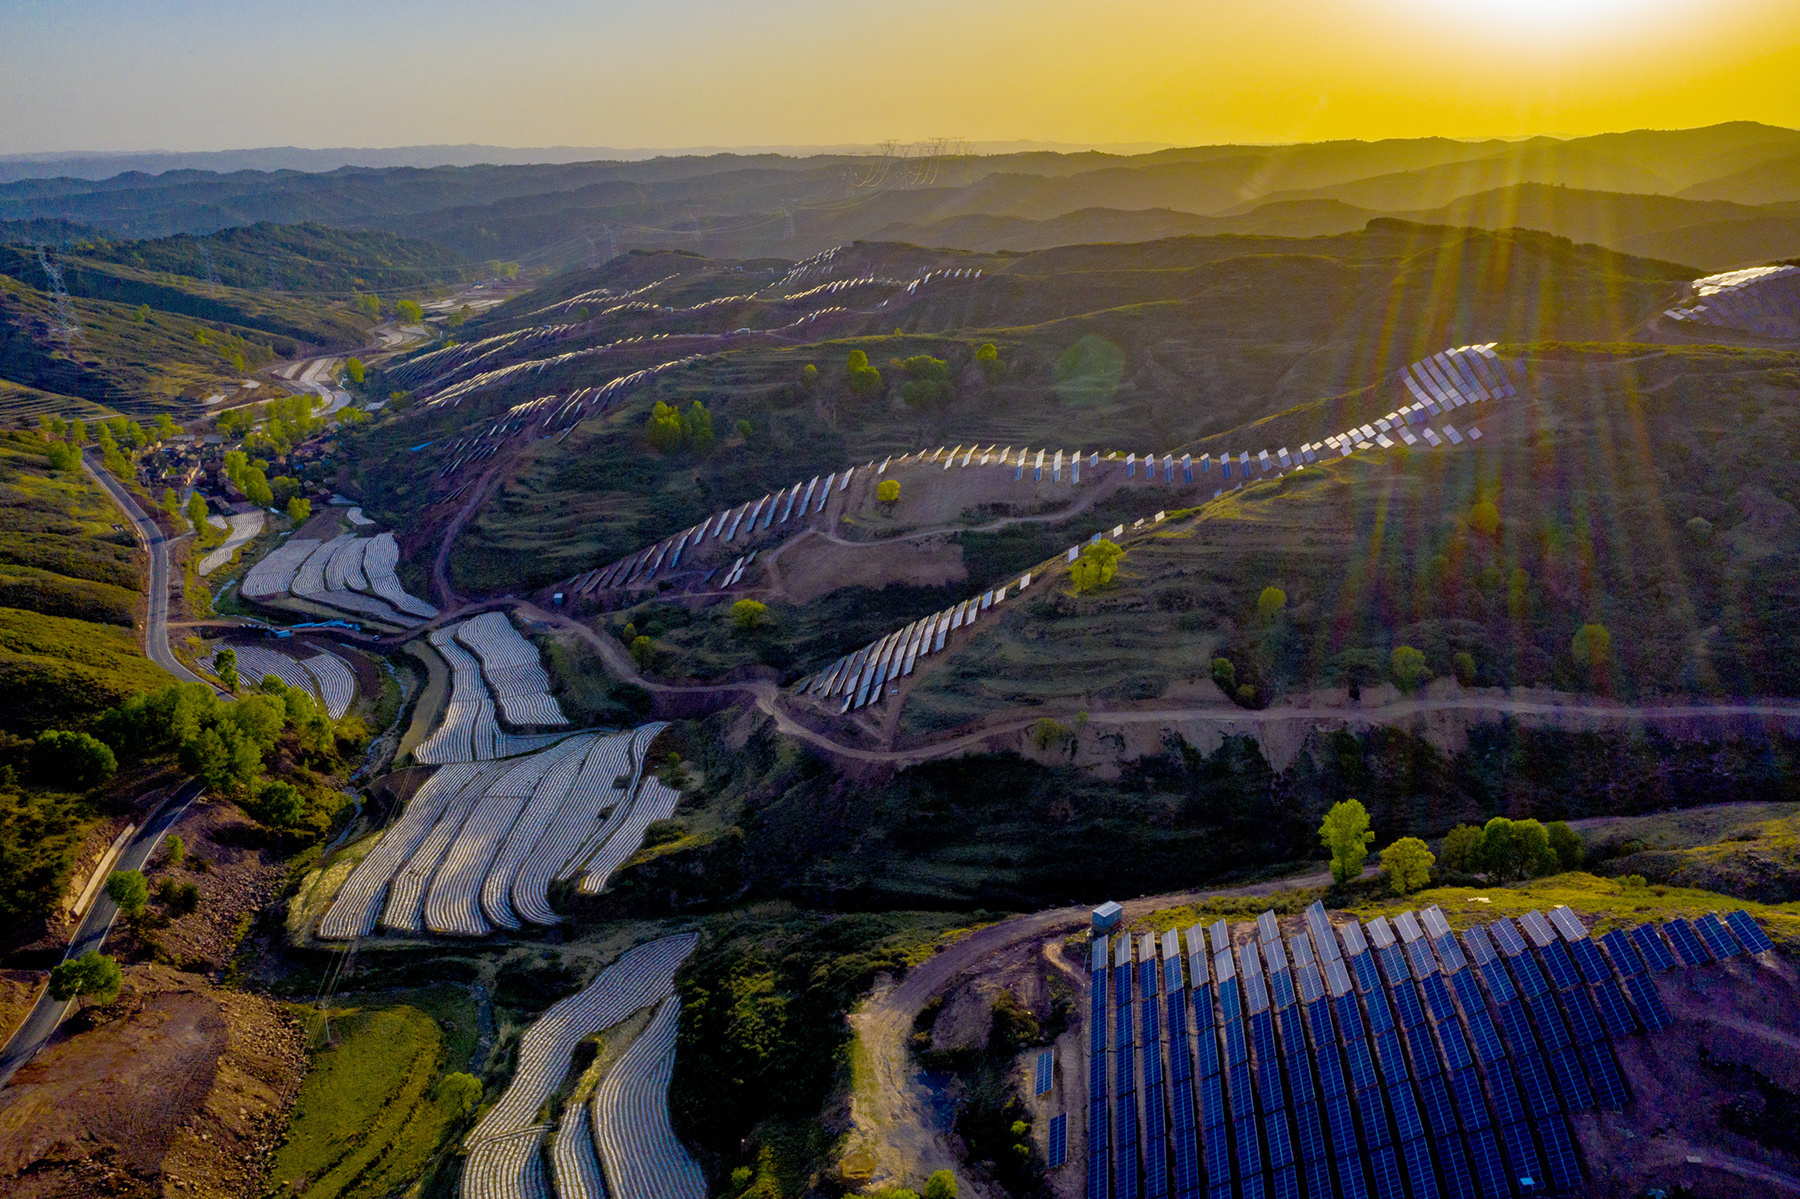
[1724,909,1775,954]
[1257,1055,1286,1114]
[1202,1118,1233,1179]
[1374,942,1409,987]
[1567,937,1614,986]
[1230,1061,1255,1112]
[1289,933,1316,968]
[1259,910,1282,945]
[1662,918,1710,966]
[1416,1072,1457,1138]
[1695,913,1741,959]
[1036,1050,1054,1095]
[1461,925,1498,968]
[1303,999,1334,1051]
[1325,959,1355,1001]
[1578,1041,1630,1110]
[1355,1085,1392,1148]
[1484,1059,1525,1127]
[1306,903,1341,962]
[1546,905,1587,943]
[1558,987,1604,1047]
[1623,974,1671,1031]
[1450,1067,1489,1129]
[1117,1096,1141,1199]
[1509,1041,1559,1119]
[1598,929,1644,977]
[1194,1014,1221,1079]
[1268,969,1297,1011]
[1265,1106,1295,1166]
[1589,978,1639,1038]
[1629,924,1677,972]
[1347,949,1382,994]
[1292,1101,1327,1162]
[1048,1112,1068,1168]
[1436,1133,1479,1199]
[1225,1019,1250,1067]
[1465,1010,1506,1066]
[1218,977,1242,1022]
[1276,1005,1307,1061]
[1296,963,1326,1006]
[1432,934,1468,974]
[1401,1135,1441,1199]
[1390,979,1428,1030]
[1545,1043,1593,1112]
[1244,969,1271,1016]
[1317,1047,1348,1098]
[1173,1088,1202,1193]
[1489,917,1529,959]
[1118,1040,1135,1094]
[1373,1029,1408,1082]
[1464,1127,1511,1199]
[1302,1156,1334,1199]
[1421,906,1453,938]
[1368,1144,1406,1199]
[1477,961,1517,1005]
[1333,992,1367,1041]
[1344,1039,1379,1092]
[1421,975,1459,1025]
[1336,1150,1372,1199]
[1324,1091,1358,1158]
[1235,1112,1265,1178]
[1404,1021,1441,1078]
[1525,992,1569,1048]
[1406,939,1441,980]
[1340,920,1370,956]
[1200,1069,1228,1127]
[1388,1080,1425,1143]
[1536,942,1582,992]
[1534,1114,1582,1190]
[1394,910,1426,942]
[1497,1120,1544,1194]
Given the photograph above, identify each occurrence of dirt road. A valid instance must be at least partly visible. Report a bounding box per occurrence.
[846,867,1349,1195]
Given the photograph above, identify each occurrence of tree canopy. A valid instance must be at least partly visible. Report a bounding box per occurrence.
[49,951,121,1007]
[105,868,149,917]
[1070,539,1122,593]
[1380,837,1435,894]
[1319,798,1374,884]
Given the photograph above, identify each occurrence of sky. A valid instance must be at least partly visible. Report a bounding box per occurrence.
[3,0,1797,154]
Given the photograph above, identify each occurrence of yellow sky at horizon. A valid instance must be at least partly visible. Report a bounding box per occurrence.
[3,0,1797,153]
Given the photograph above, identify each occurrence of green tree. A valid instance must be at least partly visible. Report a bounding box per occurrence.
[1319,798,1374,884]
[1470,500,1501,537]
[1546,821,1583,871]
[157,878,199,915]
[345,357,366,385]
[105,869,149,918]
[355,293,381,319]
[133,303,151,323]
[646,401,685,452]
[924,1171,959,1199]
[681,401,715,452]
[287,496,312,524]
[246,779,305,828]
[161,487,182,519]
[1452,651,1476,686]
[30,729,117,788]
[630,636,655,671]
[49,951,121,1008]
[1381,837,1436,895]
[1070,539,1123,593]
[184,493,209,536]
[1211,657,1236,693]
[731,599,769,633]
[975,342,1002,380]
[877,478,900,503]
[846,349,883,397]
[153,414,178,441]
[1390,645,1431,692]
[800,363,818,388]
[1571,623,1611,673]
[436,1071,482,1116]
[1439,824,1483,873]
[1513,818,1557,877]
[1256,586,1287,623]
[1030,718,1072,752]
[45,441,80,472]
[1477,817,1533,880]
[449,305,470,328]
[396,299,424,323]
[164,834,186,868]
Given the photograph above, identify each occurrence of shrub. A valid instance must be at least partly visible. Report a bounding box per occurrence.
[1381,837,1436,894]
[1319,799,1374,884]
[157,878,199,915]
[1470,500,1501,536]
[1211,657,1237,692]
[1390,645,1431,691]
[245,779,305,828]
[1452,651,1476,686]
[1572,623,1611,672]
[1439,824,1483,873]
[1070,540,1122,593]
[1256,586,1287,622]
[877,478,900,503]
[30,729,117,788]
[731,599,769,633]
[924,1171,959,1199]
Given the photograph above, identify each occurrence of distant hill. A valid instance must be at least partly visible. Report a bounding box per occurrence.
[1678,150,1800,205]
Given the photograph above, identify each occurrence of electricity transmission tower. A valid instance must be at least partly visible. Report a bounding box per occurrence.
[34,245,85,346]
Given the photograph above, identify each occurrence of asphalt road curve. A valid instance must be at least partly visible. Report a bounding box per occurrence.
[0,779,204,1088]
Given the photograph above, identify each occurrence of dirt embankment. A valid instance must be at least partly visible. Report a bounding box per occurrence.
[0,964,305,1199]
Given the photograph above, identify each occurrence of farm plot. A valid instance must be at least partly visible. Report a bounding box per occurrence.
[415,620,581,764]
[238,529,436,625]
[590,996,707,1199]
[455,611,569,726]
[220,644,359,719]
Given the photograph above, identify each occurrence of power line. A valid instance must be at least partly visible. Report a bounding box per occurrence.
[34,245,85,346]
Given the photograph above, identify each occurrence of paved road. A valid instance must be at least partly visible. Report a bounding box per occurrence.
[82,451,212,688]
[0,779,205,1088]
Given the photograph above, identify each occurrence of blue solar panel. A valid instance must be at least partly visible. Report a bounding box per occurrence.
[1324,1092,1358,1158]
[1546,1043,1593,1112]
[1629,924,1678,972]
[1335,1150,1370,1199]
[1406,939,1440,980]
[1037,1051,1054,1095]
[1257,1056,1287,1114]
[1088,1102,1110,1199]
[1292,1101,1327,1163]
[1450,1067,1490,1130]
[1376,943,1412,987]
[1302,1156,1334,1199]
[1535,1114,1582,1190]
[1567,937,1613,986]
[1466,1010,1506,1066]
[1230,1061,1255,1113]
[1436,1133,1478,1199]
[1225,1019,1250,1067]
[1537,942,1582,991]
[1173,1079,1202,1192]
[1405,1022,1442,1078]
[1558,986,1603,1046]
[1168,996,1193,1082]
[1401,1136,1441,1199]
[1510,1044,1559,1119]
[1431,933,1468,975]
[1498,1120,1543,1192]
[1695,913,1741,959]
[1598,929,1644,977]
[1118,1004,1135,1050]
[1265,1108,1294,1167]
[1241,1172,1266,1199]
[1373,1029,1408,1083]
[1508,951,1550,999]
[1118,1041,1136,1092]
[1355,1085,1392,1147]
[1200,1070,1228,1128]
[1195,1019,1221,1079]
[1578,1041,1629,1110]
[1388,1081,1424,1143]
[1235,1112,1265,1178]
[1416,1072,1457,1139]
[1344,1039,1378,1093]
[1464,1127,1511,1199]
[1118,965,1135,1006]
[1477,961,1517,1005]
[1145,1039,1164,1092]
[1218,976,1243,1019]
[1304,1000,1335,1049]
[1525,992,1570,1048]
[1334,992,1367,1040]
[1437,1023,1474,1074]
[1276,1006,1308,1059]
[1118,1093,1141,1199]
[1663,918,1709,966]
[1724,909,1775,954]
[1252,1011,1277,1057]
[1269,1163,1299,1199]
[1589,978,1638,1038]
[1368,1144,1406,1199]
[1091,1049,1108,1097]
[1144,997,1163,1044]
[1317,1049,1348,1098]
[1624,974,1671,1031]
[1484,1059,1525,1127]
[1495,1000,1536,1059]
[1202,1119,1233,1182]
[1268,969,1297,1011]
[1421,975,1459,1024]
[1145,1130,1168,1199]
[1449,970,1485,1016]
[1208,1184,1232,1199]
[1049,1113,1068,1168]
